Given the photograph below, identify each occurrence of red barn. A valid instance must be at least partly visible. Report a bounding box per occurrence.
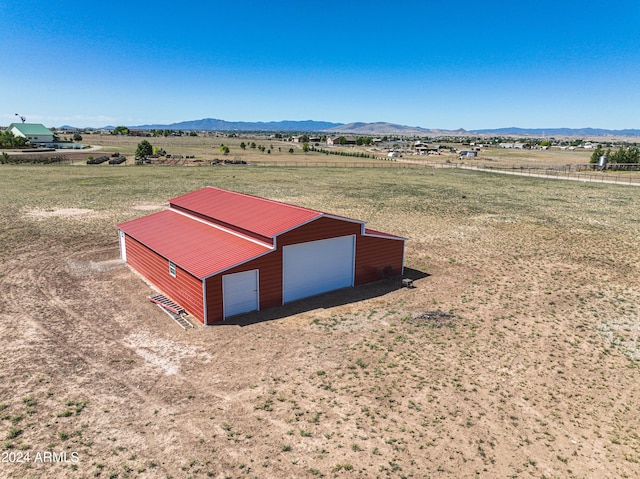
[117,187,405,324]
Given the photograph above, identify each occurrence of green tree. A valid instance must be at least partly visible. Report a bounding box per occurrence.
[220,145,230,155]
[112,126,129,135]
[302,142,309,153]
[240,142,246,150]
[338,137,347,146]
[609,146,640,164]
[288,148,294,154]
[135,140,153,163]
[628,146,640,163]
[0,130,27,148]
[72,133,82,142]
[590,145,604,164]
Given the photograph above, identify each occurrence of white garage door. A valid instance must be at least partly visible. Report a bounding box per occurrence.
[222,269,259,318]
[283,235,355,303]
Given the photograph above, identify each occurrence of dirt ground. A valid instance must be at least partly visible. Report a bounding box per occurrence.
[1,165,639,479]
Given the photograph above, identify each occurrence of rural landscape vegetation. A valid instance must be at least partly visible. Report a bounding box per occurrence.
[1,126,640,479]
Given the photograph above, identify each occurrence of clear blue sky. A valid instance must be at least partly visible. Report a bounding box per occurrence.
[2,0,639,130]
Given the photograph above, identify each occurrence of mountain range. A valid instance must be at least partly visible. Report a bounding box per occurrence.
[470,127,640,137]
[133,118,342,132]
[63,118,640,137]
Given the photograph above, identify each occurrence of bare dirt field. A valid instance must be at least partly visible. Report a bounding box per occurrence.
[1,164,639,479]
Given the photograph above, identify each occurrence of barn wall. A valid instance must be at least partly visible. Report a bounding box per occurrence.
[204,250,282,323]
[124,235,205,323]
[202,217,404,324]
[278,217,361,246]
[355,236,405,285]
[204,276,223,323]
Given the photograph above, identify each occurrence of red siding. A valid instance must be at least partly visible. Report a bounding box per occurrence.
[204,217,361,323]
[202,217,404,323]
[204,275,223,323]
[278,217,361,247]
[204,249,282,323]
[124,235,205,323]
[355,235,405,285]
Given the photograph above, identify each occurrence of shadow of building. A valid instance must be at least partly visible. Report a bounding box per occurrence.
[213,267,430,327]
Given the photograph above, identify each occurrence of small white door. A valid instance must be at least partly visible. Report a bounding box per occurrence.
[118,230,127,262]
[222,269,259,318]
[283,235,355,303]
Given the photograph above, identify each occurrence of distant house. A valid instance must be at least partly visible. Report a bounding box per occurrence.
[128,129,151,137]
[414,141,439,155]
[8,123,55,144]
[459,150,478,157]
[501,142,530,149]
[327,136,356,146]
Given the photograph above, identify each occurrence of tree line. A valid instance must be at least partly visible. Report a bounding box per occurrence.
[308,145,377,159]
[590,145,640,164]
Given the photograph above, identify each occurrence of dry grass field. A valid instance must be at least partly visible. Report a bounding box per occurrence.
[53,133,640,185]
[1,162,639,479]
[63,133,390,166]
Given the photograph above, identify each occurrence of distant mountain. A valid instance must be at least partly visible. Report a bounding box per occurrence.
[470,127,640,137]
[326,122,466,135]
[132,118,343,132]
[327,122,426,135]
[51,118,640,137]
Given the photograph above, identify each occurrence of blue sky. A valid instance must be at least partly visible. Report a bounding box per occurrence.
[2,0,639,130]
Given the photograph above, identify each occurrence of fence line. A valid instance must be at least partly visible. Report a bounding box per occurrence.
[254,161,415,169]
[439,163,640,186]
[253,160,640,186]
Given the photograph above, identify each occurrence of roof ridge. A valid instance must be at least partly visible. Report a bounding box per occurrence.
[169,207,273,248]
[204,186,324,215]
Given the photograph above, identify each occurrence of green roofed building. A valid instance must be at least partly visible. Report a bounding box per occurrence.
[8,123,55,144]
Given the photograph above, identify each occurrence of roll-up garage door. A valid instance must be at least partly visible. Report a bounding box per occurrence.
[283,235,355,303]
[222,269,259,318]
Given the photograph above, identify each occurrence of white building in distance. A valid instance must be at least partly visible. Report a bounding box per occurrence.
[8,123,55,144]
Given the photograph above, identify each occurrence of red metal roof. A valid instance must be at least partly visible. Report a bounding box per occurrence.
[118,210,271,279]
[364,228,405,240]
[168,187,329,238]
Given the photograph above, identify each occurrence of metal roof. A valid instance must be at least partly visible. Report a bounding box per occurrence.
[8,123,54,136]
[118,210,272,279]
[169,187,329,238]
[363,228,405,240]
[119,188,405,279]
